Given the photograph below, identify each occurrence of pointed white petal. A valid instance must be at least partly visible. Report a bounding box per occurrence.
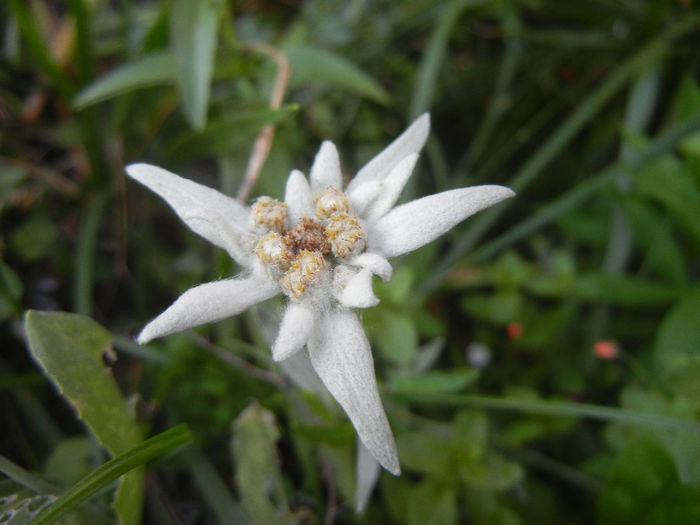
[347,180,381,216]
[369,185,515,258]
[337,268,379,308]
[347,114,430,194]
[310,141,342,195]
[126,163,250,259]
[278,349,330,399]
[348,252,392,282]
[355,438,381,513]
[137,277,277,344]
[308,309,400,475]
[364,153,419,221]
[284,170,314,224]
[182,207,251,265]
[272,303,316,361]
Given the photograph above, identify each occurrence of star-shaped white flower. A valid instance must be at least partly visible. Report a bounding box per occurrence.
[126,114,514,476]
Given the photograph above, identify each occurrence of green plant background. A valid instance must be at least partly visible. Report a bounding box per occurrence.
[2,0,700,523]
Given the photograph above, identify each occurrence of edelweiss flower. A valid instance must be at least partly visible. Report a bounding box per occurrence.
[126,114,514,476]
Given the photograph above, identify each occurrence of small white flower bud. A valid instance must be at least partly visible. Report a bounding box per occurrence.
[315,187,350,220]
[325,213,366,259]
[255,232,292,272]
[280,249,328,300]
[251,197,288,233]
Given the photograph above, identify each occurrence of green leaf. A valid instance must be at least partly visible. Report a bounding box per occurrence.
[43,437,93,488]
[527,272,679,306]
[10,212,57,262]
[284,46,390,105]
[653,283,700,403]
[231,402,293,525]
[31,425,192,525]
[636,156,700,245]
[167,107,296,161]
[391,368,480,396]
[596,436,700,525]
[407,479,457,525]
[623,200,686,286]
[571,273,679,305]
[410,0,486,118]
[73,52,177,109]
[372,309,418,365]
[0,261,23,321]
[171,0,223,129]
[24,311,143,525]
[397,432,454,477]
[459,452,524,491]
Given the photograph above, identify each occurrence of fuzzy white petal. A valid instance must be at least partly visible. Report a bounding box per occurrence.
[364,153,419,222]
[182,208,251,265]
[126,163,250,262]
[348,252,392,282]
[347,180,381,216]
[310,141,342,195]
[369,185,515,258]
[338,268,379,308]
[308,309,400,475]
[272,303,316,361]
[284,169,314,224]
[355,438,381,513]
[137,277,277,344]
[278,349,330,399]
[347,114,430,194]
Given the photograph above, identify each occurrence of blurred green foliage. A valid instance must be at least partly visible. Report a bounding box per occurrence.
[2,0,700,523]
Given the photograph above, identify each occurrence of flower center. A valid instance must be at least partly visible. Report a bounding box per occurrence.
[253,187,366,300]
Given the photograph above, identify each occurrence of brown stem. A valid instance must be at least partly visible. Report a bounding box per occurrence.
[236,44,291,202]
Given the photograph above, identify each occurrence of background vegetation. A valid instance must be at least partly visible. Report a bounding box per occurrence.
[2,0,700,523]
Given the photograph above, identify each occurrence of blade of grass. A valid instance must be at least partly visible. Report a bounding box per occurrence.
[31,425,193,525]
[469,112,700,263]
[73,51,177,109]
[422,16,700,292]
[588,70,661,341]
[0,455,59,494]
[409,0,487,119]
[393,393,700,433]
[67,0,95,83]
[183,448,249,524]
[7,0,73,97]
[459,7,523,174]
[74,191,108,317]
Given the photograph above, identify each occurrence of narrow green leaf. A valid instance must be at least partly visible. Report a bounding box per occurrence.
[410,0,487,119]
[391,368,480,395]
[7,0,73,97]
[73,52,177,109]
[231,402,292,525]
[0,455,58,495]
[393,392,700,433]
[571,273,679,306]
[171,0,223,129]
[24,311,143,525]
[423,16,700,291]
[284,46,390,105]
[31,425,192,525]
[182,449,249,525]
[653,283,700,404]
[636,157,700,245]
[468,113,700,265]
[623,200,686,286]
[74,191,108,317]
